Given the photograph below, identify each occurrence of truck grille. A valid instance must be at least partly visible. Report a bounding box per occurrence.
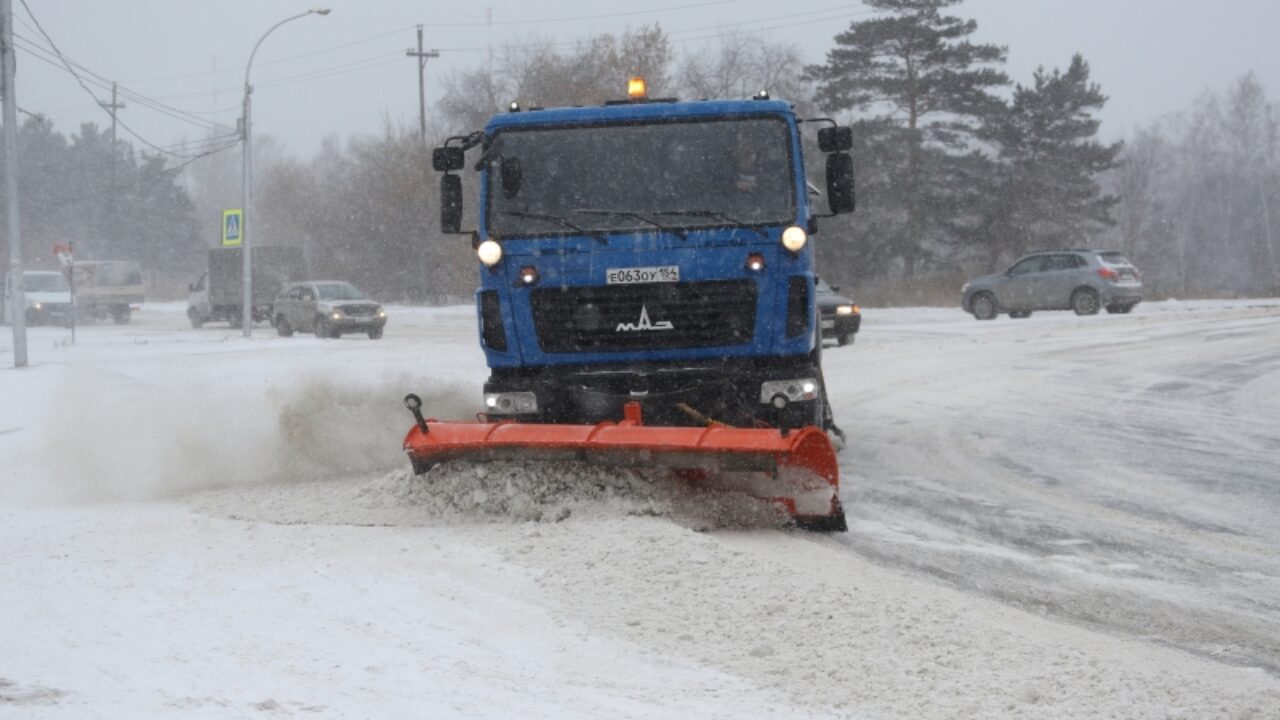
[531,280,757,353]
[339,304,377,316]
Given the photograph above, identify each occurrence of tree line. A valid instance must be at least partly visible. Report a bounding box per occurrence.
[4,0,1276,302]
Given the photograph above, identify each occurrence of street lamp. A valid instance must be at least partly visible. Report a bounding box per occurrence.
[240,7,331,337]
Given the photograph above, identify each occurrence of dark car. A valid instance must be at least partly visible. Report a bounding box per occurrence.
[815,276,861,346]
[961,249,1142,320]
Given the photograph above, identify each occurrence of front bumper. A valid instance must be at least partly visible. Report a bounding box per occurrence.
[485,357,824,428]
[26,304,74,326]
[819,312,860,339]
[328,315,387,331]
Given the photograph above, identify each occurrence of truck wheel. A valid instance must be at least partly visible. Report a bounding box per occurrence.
[275,315,293,337]
[836,331,852,346]
[314,316,331,338]
[367,327,383,340]
[111,306,131,324]
[187,308,204,329]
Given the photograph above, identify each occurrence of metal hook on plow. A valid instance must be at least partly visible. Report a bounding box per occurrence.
[404,394,429,434]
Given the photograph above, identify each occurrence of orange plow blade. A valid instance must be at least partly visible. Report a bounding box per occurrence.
[402,401,846,531]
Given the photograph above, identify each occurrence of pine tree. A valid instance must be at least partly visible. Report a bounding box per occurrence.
[980,55,1120,264]
[806,0,1008,278]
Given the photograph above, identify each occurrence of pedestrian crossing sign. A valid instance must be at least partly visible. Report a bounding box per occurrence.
[222,209,243,246]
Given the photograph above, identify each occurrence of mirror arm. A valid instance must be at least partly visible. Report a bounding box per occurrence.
[799,117,838,130]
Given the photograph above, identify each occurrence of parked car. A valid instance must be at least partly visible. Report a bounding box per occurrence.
[815,276,861,346]
[1,270,73,326]
[270,281,387,339]
[961,249,1142,320]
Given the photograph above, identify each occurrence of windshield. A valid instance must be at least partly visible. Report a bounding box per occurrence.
[23,273,69,293]
[317,282,366,300]
[486,116,795,237]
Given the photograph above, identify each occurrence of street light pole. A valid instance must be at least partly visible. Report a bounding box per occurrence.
[2,0,27,367]
[241,7,330,338]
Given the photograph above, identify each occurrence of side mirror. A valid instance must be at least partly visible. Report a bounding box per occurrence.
[818,126,853,153]
[825,152,855,215]
[433,147,464,172]
[500,157,523,199]
[441,174,463,233]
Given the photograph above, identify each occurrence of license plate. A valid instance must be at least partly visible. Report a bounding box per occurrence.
[606,266,679,284]
[821,319,835,329]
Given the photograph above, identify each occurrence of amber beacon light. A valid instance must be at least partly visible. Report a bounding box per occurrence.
[627,76,648,101]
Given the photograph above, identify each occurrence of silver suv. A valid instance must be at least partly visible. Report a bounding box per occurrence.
[961,250,1142,320]
[270,281,387,339]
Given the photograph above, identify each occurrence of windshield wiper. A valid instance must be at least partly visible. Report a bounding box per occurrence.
[497,210,607,243]
[573,209,687,240]
[652,209,765,238]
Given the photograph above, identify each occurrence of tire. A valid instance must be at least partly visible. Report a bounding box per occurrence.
[970,292,998,320]
[1071,287,1101,316]
[275,315,293,337]
[1116,304,1135,314]
[836,331,851,346]
[1009,310,1032,319]
[187,308,204,329]
[316,316,340,339]
[367,327,383,340]
[111,307,131,325]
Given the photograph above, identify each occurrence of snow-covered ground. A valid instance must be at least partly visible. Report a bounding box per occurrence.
[3,300,1279,718]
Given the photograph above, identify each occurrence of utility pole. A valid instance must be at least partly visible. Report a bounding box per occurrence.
[99,81,125,147]
[100,82,124,253]
[2,0,28,367]
[405,25,439,147]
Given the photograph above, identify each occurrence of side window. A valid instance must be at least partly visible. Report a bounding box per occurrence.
[301,288,314,301]
[195,274,206,291]
[1047,255,1074,271]
[1008,257,1044,276]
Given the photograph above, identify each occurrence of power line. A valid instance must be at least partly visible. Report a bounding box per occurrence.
[13,34,232,133]
[426,0,742,27]
[10,9,212,161]
[431,5,874,52]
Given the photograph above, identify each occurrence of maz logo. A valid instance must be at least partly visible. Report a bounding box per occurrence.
[616,305,673,332]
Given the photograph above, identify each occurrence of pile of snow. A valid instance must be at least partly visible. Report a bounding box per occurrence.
[190,460,792,532]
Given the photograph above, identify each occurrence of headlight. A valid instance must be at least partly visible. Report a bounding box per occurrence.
[477,239,503,267]
[836,304,857,315]
[759,378,819,406]
[484,391,538,415]
[33,302,43,310]
[377,308,387,318]
[780,226,807,252]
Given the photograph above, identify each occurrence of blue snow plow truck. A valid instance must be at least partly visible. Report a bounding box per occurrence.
[406,78,856,531]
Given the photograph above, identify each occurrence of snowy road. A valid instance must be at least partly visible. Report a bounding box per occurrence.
[3,301,1279,718]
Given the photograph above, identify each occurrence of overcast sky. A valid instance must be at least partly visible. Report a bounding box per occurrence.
[12,0,1279,159]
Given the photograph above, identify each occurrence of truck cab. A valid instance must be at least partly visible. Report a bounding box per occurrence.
[2,270,73,327]
[435,82,854,429]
